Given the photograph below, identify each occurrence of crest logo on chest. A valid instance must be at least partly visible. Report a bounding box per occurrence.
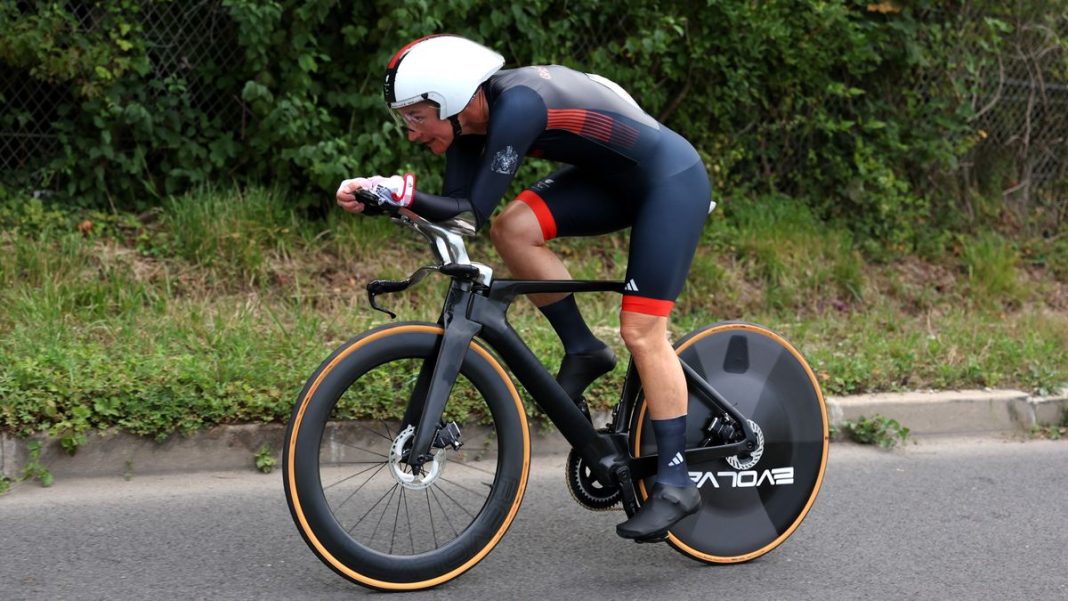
[491,146,520,175]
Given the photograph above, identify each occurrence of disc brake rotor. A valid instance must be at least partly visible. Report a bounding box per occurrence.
[389,425,446,490]
[726,419,764,471]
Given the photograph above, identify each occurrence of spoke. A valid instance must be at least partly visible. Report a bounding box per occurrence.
[331,463,387,509]
[403,488,416,554]
[434,483,477,519]
[369,484,400,545]
[331,441,390,460]
[347,480,396,535]
[429,487,460,538]
[358,422,393,442]
[438,476,489,499]
[389,487,403,554]
[381,420,394,441]
[425,489,439,549]
[448,457,498,477]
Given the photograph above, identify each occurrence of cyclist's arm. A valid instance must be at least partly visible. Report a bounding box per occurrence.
[412,86,546,228]
[407,135,484,221]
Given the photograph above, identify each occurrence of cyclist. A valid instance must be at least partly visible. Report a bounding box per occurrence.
[336,34,713,541]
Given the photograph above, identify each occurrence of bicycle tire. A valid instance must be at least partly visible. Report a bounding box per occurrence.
[284,323,530,591]
[629,321,828,563]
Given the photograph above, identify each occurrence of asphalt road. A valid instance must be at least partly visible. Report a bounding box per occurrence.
[2,437,1066,601]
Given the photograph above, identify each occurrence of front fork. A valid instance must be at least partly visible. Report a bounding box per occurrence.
[400,283,480,469]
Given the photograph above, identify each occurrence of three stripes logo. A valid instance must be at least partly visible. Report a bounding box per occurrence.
[667,452,684,467]
[624,279,639,292]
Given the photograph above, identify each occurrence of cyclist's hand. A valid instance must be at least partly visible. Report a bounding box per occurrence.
[336,174,416,214]
[336,177,373,214]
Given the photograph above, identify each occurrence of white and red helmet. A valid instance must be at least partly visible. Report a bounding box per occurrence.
[383,35,505,119]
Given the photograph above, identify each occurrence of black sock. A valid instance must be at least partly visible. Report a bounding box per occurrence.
[653,416,694,488]
[538,294,605,355]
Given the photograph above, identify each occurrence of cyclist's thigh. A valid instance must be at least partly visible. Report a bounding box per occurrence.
[515,166,635,240]
[622,160,711,316]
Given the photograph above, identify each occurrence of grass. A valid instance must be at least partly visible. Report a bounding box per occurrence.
[837,415,911,448]
[0,187,1065,449]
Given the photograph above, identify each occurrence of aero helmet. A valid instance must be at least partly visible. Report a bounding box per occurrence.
[383,35,504,122]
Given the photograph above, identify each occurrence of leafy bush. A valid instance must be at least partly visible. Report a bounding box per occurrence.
[839,414,910,448]
[3,0,1062,244]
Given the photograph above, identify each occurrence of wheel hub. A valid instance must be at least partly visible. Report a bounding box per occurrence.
[726,419,764,471]
[389,425,446,490]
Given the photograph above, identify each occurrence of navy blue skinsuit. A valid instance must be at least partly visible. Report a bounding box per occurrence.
[412,65,712,316]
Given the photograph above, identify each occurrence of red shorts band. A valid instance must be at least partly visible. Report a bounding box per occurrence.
[516,190,558,242]
[621,295,675,317]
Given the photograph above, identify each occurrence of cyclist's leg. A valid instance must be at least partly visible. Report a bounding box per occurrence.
[615,156,712,539]
[491,166,632,304]
[490,167,633,399]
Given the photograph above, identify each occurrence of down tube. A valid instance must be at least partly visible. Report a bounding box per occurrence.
[471,296,598,452]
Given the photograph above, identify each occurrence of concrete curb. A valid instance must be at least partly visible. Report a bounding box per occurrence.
[2,389,1065,480]
[827,388,1068,437]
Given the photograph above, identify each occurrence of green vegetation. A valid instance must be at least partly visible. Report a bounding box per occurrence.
[3,1,1064,247]
[1030,404,1068,440]
[838,415,912,449]
[1030,424,1066,440]
[255,444,277,474]
[0,187,1065,455]
[20,441,54,487]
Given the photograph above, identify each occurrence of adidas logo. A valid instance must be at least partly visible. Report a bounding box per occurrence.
[624,278,639,292]
[667,452,684,467]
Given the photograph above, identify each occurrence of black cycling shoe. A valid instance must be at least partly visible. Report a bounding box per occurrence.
[616,483,701,541]
[556,346,617,401]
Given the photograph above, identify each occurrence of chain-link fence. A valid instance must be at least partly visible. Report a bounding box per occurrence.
[0,0,244,184]
[1,2,1065,223]
[965,13,1068,226]
[0,66,63,177]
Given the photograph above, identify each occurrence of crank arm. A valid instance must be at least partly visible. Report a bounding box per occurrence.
[628,440,752,481]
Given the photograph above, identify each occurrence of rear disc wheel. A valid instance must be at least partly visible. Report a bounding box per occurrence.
[629,321,828,563]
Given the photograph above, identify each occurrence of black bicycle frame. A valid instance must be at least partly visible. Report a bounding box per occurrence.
[390,274,757,484]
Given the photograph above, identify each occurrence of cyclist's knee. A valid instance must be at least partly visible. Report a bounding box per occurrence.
[491,201,543,251]
[619,311,669,357]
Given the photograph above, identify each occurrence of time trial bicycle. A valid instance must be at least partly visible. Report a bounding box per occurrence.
[283,190,829,591]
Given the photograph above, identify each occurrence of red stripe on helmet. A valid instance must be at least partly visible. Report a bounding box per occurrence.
[388,34,447,69]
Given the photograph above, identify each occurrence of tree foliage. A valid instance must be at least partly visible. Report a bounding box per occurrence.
[1,0,1063,246]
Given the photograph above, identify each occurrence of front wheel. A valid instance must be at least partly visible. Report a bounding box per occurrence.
[283,323,530,591]
[629,321,828,563]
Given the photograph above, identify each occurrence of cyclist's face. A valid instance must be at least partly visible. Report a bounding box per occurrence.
[395,103,452,155]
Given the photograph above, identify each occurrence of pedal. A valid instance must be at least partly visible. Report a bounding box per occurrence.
[613,464,642,518]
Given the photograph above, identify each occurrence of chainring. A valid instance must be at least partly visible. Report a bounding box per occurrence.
[564,448,621,511]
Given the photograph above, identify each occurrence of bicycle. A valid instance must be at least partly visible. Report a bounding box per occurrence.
[283,190,829,591]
